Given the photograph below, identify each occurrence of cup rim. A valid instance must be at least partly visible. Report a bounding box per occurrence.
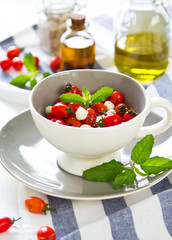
[29,69,149,131]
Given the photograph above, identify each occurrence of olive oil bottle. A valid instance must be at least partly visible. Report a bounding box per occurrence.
[60,14,95,70]
[114,0,170,84]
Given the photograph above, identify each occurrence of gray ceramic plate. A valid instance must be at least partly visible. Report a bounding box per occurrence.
[0,109,171,200]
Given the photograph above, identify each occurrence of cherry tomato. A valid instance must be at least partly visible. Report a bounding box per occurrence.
[55,99,64,104]
[50,56,60,72]
[68,103,83,116]
[123,109,137,122]
[6,46,20,60]
[25,196,55,214]
[0,58,12,71]
[12,57,23,71]
[52,102,69,118]
[91,102,107,115]
[34,56,39,67]
[82,108,97,127]
[110,91,124,106]
[0,217,21,233]
[47,112,54,120]
[65,82,82,95]
[68,103,81,112]
[115,103,129,117]
[65,116,82,127]
[103,113,123,127]
[37,226,56,240]
[51,118,66,125]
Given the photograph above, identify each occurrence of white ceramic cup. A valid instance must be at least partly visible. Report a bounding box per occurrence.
[29,70,172,176]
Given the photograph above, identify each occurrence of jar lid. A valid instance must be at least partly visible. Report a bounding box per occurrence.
[70,14,86,26]
[45,0,75,15]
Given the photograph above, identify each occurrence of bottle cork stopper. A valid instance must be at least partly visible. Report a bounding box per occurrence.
[70,14,85,26]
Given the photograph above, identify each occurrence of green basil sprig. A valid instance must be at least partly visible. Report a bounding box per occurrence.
[60,86,113,108]
[10,52,51,89]
[83,134,172,190]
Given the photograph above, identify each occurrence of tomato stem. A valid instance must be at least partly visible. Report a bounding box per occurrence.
[65,82,72,92]
[43,204,56,215]
[10,217,21,225]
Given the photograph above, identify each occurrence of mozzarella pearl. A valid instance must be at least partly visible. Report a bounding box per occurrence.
[45,106,52,114]
[104,101,115,111]
[80,124,92,128]
[75,107,88,120]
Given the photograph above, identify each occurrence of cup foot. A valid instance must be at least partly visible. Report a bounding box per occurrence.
[57,151,121,176]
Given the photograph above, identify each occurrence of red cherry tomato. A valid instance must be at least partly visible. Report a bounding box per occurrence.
[6,46,20,60]
[65,116,82,127]
[52,102,69,118]
[91,102,107,115]
[0,217,21,233]
[25,196,55,214]
[103,113,123,127]
[37,226,56,240]
[51,118,66,125]
[115,103,129,117]
[123,109,137,122]
[68,103,83,116]
[110,91,124,106]
[34,56,39,67]
[50,56,60,72]
[55,99,64,104]
[0,58,12,71]
[65,82,82,95]
[82,108,97,127]
[12,57,23,71]
[47,112,54,120]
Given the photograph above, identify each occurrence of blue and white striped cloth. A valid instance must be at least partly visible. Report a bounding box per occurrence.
[0,15,172,240]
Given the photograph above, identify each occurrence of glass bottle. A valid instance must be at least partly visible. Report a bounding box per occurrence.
[60,14,95,70]
[114,0,170,84]
[37,0,76,55]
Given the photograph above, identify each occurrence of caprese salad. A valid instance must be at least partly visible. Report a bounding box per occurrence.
[45,82,137,127]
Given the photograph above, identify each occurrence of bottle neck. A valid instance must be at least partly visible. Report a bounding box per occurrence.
[66,18,87,31]
[130,0,155,10]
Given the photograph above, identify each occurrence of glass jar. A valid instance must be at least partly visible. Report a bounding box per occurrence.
[114,0,170,84]
[37,0,76,56]
[60,14,95,70]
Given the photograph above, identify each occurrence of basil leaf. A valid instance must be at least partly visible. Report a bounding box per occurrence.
[113,169,136,190]
[131,134,154,164]
[30,78,37,89]
[42,72,51,78]
[82,86,90,109]
[134,166,147,176]
[10,75,31,88]
[82,86,90,98]
[91,87,113,104]
[83,160,124,182]
[60,93,84,105]
[24,52,36,72]
[140,156,172,175]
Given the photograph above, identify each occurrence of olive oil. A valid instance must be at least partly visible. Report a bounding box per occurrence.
[60,36,95,70]
[115,32,169,83]
[60,14,95,70]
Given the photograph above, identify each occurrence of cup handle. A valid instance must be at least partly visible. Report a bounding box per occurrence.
[135,97,172,139]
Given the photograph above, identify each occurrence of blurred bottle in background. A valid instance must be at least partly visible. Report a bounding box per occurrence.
[60,14,95,70]
[114,0,170,84]
[37,0,87,56]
